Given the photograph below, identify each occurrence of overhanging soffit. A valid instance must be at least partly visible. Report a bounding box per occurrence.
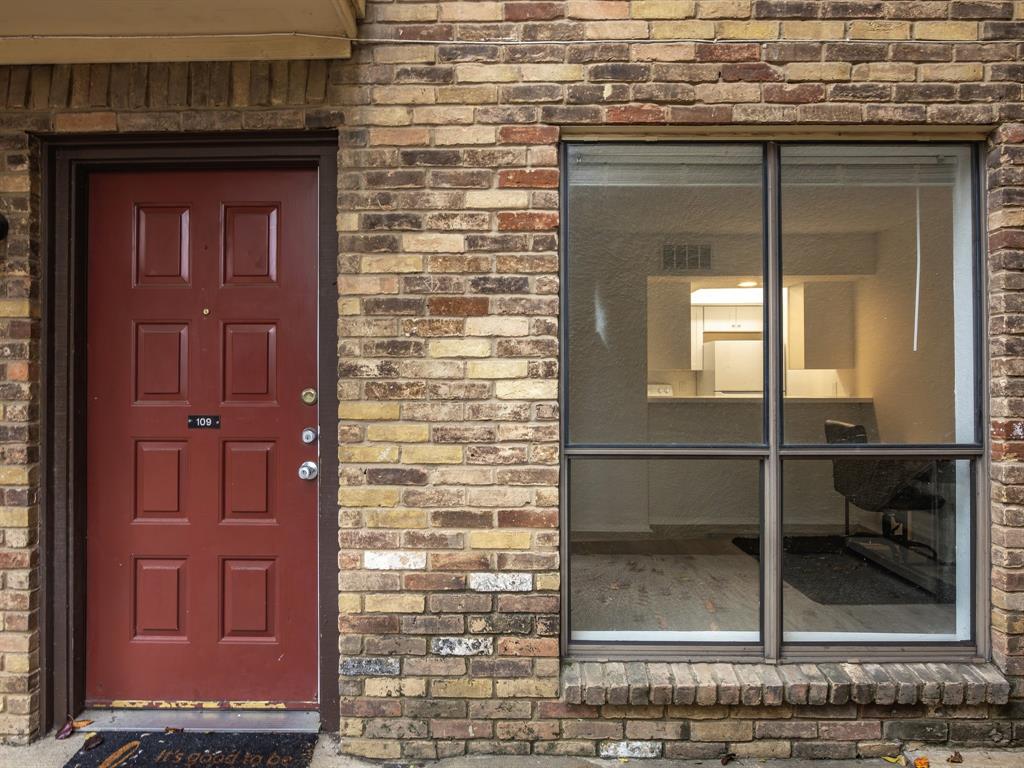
[0,0,364,64]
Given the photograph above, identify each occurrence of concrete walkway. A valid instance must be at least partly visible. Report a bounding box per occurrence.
[1,734,1022,768]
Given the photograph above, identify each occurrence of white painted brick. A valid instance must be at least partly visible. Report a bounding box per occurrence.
[364,551,427,570]
[469,572,533,592]
[431,636,494,656]
[599,741,663,759]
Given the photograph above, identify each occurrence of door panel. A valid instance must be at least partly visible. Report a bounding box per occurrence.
[86,169,318,706]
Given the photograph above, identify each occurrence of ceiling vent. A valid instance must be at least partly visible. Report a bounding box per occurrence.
[662,243,711,272]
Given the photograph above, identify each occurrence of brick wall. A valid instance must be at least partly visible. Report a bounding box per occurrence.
[1,0,1024,756]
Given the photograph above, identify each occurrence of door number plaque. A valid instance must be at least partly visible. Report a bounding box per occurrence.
[187,415,221,429]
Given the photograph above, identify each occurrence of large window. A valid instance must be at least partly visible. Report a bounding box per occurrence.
[564,142,982,655]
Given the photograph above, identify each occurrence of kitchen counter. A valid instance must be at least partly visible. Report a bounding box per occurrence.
[648,396,874,403]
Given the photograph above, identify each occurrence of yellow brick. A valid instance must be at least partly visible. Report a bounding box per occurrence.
[535,572,561,591]
[339,445,400,463]
[436,85,498,104]
[402,445,464,464]
[584,19,649,38]
[466,360,529,379]
[920,63,984,82]
[696,0,751,17]
[781,21,845,39]
[403,233,465,253]
[373,44,436,64]
[434,125,497,145]
[339,298,361,316]
[468,530,533,549]
[337,212,359,232]
[339,718,363,738]
[991,209,1024,230]
[787,62,851,82]
[338,593,361,614]
[632,0,696,18]
[364,593,424,612]
[694,81,760,103]
[914,21,978,40]
[438,1,503,22]
[376,3,438,21]
[365,509,428,528]
[372,85,436,105]
[849,21,910,40]
[456,64,520,83]
[367,424,430,442]
[715,20,779,39]
[3,654,31,674]
[340,402,401,421]
[0,507,33,527]
[344,740,401,760]
[495,678,561,697]
[428,338,492,358]
[361,255,423,273]
[852,63,916,82]
[0,300,36,319]
[650,20,716,38]
[495,380,558,400]
[339,487,401,508]
[520,65,586,82]
[339,275,398,294]
[432,679,493,698]
[464,190,530,209]
[0,467,31,486]
[364,677,426,697]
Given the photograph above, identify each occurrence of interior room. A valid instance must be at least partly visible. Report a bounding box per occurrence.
[567,144,975,643]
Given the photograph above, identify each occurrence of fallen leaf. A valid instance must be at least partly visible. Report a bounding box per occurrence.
[164,727,183,734]
[83,734,104,752]
[883,756,908,766]
[720,752,736,765]
[947,752,963,764]
[914,758,930,768]
[55,717,74,740]
[72,719,93,730]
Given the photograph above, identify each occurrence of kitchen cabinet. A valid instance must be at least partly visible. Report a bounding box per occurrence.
[787,282,854,370]
[700,305,763,332]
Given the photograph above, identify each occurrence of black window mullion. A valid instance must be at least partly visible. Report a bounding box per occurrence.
[763,141,782,661]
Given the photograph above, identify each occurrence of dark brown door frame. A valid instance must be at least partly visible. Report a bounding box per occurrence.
[39,131,340,732]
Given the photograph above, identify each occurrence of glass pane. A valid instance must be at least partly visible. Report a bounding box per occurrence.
[567,144,764,445]
[781,144,976,445]
[782,458,971,642]
[570,458,761,642]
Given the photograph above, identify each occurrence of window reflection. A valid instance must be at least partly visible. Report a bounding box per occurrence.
[782,459,970,641]
[781,145,976,444]
[570,458,761,642]
[567,144,764,445]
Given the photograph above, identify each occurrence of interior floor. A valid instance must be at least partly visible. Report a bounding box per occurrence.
[571,534,957,638]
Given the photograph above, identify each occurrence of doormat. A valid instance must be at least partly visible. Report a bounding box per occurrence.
[62,731,317,768]
[733,535,946,606]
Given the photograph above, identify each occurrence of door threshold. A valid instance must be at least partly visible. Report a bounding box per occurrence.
[79,709,320,733]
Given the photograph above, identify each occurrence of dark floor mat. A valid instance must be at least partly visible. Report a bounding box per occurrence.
[62,731,317,768]
[733,535,948,606]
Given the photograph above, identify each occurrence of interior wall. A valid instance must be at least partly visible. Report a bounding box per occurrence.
[854,188,956,444]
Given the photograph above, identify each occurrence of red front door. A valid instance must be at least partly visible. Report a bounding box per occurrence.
[85,169,319,706]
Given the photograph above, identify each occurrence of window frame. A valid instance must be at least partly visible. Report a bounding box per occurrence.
[559,139,989,663]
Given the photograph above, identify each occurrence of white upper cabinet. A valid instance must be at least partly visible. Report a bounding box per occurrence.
[700,305,763,332]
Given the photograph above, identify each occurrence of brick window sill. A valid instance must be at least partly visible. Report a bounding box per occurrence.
[562,661,1009,708]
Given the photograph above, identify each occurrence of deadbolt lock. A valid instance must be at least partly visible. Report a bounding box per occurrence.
[301,388,318,405]
[301,427,318,444]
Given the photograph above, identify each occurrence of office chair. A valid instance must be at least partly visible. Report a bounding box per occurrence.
[825,420,944,561]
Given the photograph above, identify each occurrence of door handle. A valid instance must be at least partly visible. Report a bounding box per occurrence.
[298,461,319,481]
